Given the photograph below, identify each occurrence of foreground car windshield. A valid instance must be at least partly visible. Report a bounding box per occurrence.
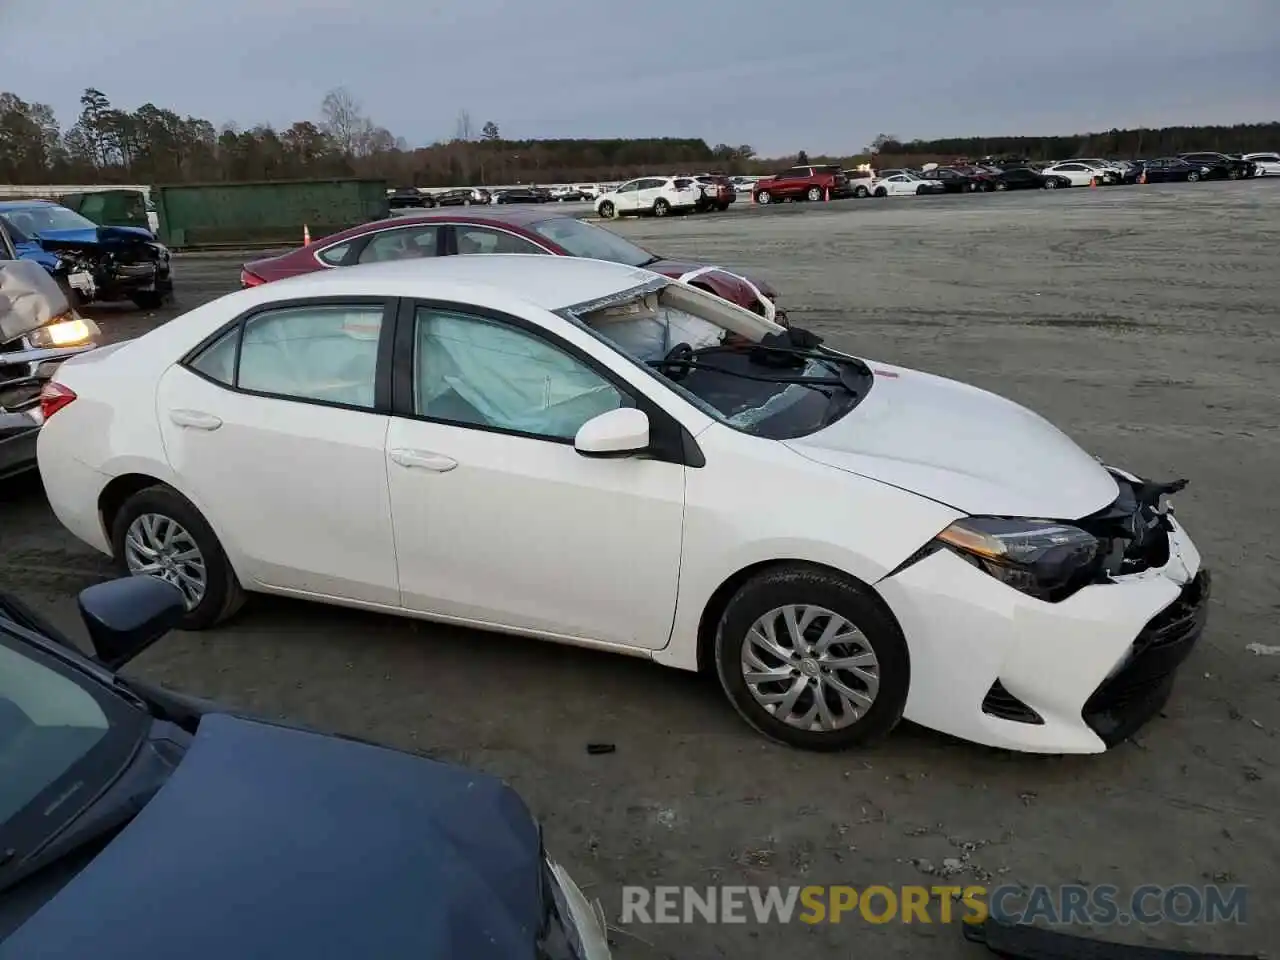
[529,217,657,267]
[0,628,141,836]
[570,282,870,440]
[0,206,98,238]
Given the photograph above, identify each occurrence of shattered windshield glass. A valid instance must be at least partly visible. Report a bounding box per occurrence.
[571,283,871,440]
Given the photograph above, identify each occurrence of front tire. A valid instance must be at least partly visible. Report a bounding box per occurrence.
[806,186,824,201]
[994,180,1008,191]
[598,201,616,218]
[1044,179,1059,189]
[111,485,246,630]
[713,564,909,751]
[853,185,869,199]
[1187,171,1200,182]
[873,187,888,198]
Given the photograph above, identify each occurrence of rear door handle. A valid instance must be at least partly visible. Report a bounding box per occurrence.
[169,409,223,431]
[390,448,458,472]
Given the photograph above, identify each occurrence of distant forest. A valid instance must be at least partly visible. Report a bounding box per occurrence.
[2,87,1275,186]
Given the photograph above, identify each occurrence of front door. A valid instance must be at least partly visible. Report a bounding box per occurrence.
[156,299,400,605]
[383,301,685,650]
[613,180,642,214]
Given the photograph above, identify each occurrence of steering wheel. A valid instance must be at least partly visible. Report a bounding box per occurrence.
[655,342,695,381]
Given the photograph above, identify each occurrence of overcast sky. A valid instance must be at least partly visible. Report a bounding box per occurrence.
[2,0,1277,156]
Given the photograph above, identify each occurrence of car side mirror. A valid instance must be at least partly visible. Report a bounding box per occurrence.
[574,407,650,458]
[77,576,186,670]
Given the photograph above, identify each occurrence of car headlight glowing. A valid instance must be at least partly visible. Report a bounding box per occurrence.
[935,517,1101,601]
[28,316,96,348]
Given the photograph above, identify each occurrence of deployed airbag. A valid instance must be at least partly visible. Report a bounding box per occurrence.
[0,261,70,342]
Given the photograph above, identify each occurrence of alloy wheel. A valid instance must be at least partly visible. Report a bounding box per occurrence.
[123,513,208,609]
[741,604,880,732]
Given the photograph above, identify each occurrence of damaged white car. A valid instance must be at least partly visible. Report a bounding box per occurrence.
[36,255,1208,754]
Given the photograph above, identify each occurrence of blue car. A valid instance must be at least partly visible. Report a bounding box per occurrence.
[0,200,173,310]
[0,576,612,959]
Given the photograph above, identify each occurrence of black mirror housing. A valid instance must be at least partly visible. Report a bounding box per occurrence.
[77,576,186,670]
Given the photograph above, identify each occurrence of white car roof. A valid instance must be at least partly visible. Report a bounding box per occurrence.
[253,254,663,313]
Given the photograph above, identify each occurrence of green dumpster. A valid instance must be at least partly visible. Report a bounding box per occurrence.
[153,179,389,249]
[60,189,151,232]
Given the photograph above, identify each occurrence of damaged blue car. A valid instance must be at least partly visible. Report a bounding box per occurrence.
[0,200,173,310]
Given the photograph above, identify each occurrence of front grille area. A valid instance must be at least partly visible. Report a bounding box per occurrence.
[1083,570,1210,746]
[982,680,1044,725]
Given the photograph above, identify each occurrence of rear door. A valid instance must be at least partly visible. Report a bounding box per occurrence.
[156,297,401,605]
[634,178,668,211]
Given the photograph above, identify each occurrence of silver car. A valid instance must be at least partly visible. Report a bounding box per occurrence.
[1,226,100,479]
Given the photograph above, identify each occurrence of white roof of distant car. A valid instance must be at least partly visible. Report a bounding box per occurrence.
[254,254,664,313]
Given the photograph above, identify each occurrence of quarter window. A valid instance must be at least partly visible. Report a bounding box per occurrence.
[234,304,383,408]
[412,307,624,440]
[317,241,353,266]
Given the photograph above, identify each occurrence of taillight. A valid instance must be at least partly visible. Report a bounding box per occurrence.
[240,269,266,288]
[39,381,77,420]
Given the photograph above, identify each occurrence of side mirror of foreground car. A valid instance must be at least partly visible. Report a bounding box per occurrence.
[77,576,187,670]
[574,407,650,458]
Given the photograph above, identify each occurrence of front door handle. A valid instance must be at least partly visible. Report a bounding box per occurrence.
[390,448,458,472]
[169,409,223,430]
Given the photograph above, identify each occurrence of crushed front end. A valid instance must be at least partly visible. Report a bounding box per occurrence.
[1,261,99,478]
[41,232,173,307]
[876,466,1208,754]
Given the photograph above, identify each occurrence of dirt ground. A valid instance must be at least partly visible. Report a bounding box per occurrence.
[3,181,1278,959]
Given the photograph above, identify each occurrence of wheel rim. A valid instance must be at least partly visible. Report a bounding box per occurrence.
[601,203,613,217]
[741,604,880,732]
[655,201,668,216]
[808,188,821,200]
[758,192,770,204]
[124,513,207,609]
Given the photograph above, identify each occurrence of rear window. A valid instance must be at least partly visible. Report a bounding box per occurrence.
[674,178,693,188]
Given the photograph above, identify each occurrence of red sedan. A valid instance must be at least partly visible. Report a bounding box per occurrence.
[240,208,784,321]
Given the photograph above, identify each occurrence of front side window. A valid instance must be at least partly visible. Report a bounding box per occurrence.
[358,226,439,263]
[454,227,547,256]
[616,181,640,194]
[413,307,624,440]
[234,304,383,408]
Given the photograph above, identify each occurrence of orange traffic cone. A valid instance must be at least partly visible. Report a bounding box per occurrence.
[1139,169,1147,185]
[303,224,311,245]
[824,186,831,201]
[1089,176,1097,189]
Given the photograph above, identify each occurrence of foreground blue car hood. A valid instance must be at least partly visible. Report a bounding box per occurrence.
[1,714,544,960]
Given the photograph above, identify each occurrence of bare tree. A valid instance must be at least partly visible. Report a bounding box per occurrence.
[867,133,897,155]
[454,110,473,142]
[320,87,366,156]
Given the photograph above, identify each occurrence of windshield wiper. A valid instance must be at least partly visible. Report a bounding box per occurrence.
[647,345,852,399]
[636,255,662,267]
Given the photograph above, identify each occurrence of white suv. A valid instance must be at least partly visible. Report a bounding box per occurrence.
[595,177,700,219]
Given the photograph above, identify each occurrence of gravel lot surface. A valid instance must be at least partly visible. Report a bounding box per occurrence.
[3,181,1278,959]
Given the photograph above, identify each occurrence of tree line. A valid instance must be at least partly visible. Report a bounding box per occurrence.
[1,87,1274,188]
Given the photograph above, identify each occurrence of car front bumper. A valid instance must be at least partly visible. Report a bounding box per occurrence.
[876,516,1205,753]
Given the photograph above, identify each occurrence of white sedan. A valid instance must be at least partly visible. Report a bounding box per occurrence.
[1243,152,1280,175]
[594,177,700,219]
[36,255,1209,754]
[870,174,946,197]
[1040,161,1112,187]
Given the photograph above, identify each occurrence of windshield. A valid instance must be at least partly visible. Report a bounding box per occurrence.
[0,622,144,855]
[530,217,657,268]
[0,205,97,239]
[571,283,869,440]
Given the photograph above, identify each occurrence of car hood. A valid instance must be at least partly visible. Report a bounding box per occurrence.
[648,258,777,300]
[30,225,157,252]
[785,361,1119,520]
[1,714,544,960]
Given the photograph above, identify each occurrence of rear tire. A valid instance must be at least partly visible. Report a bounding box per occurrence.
[873,187,888,198]
[1044,179,1059,189]
[756,190,772,205]
[1187,172,1200,183]
[994,180,1008,191]
[713,564,910,751]
[853,185,869,199]
[653,198,671,217]
[110,485,246,631]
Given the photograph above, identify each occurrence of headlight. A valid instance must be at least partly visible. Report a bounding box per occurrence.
[935,517,1101,601]
[27,316,96,349]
